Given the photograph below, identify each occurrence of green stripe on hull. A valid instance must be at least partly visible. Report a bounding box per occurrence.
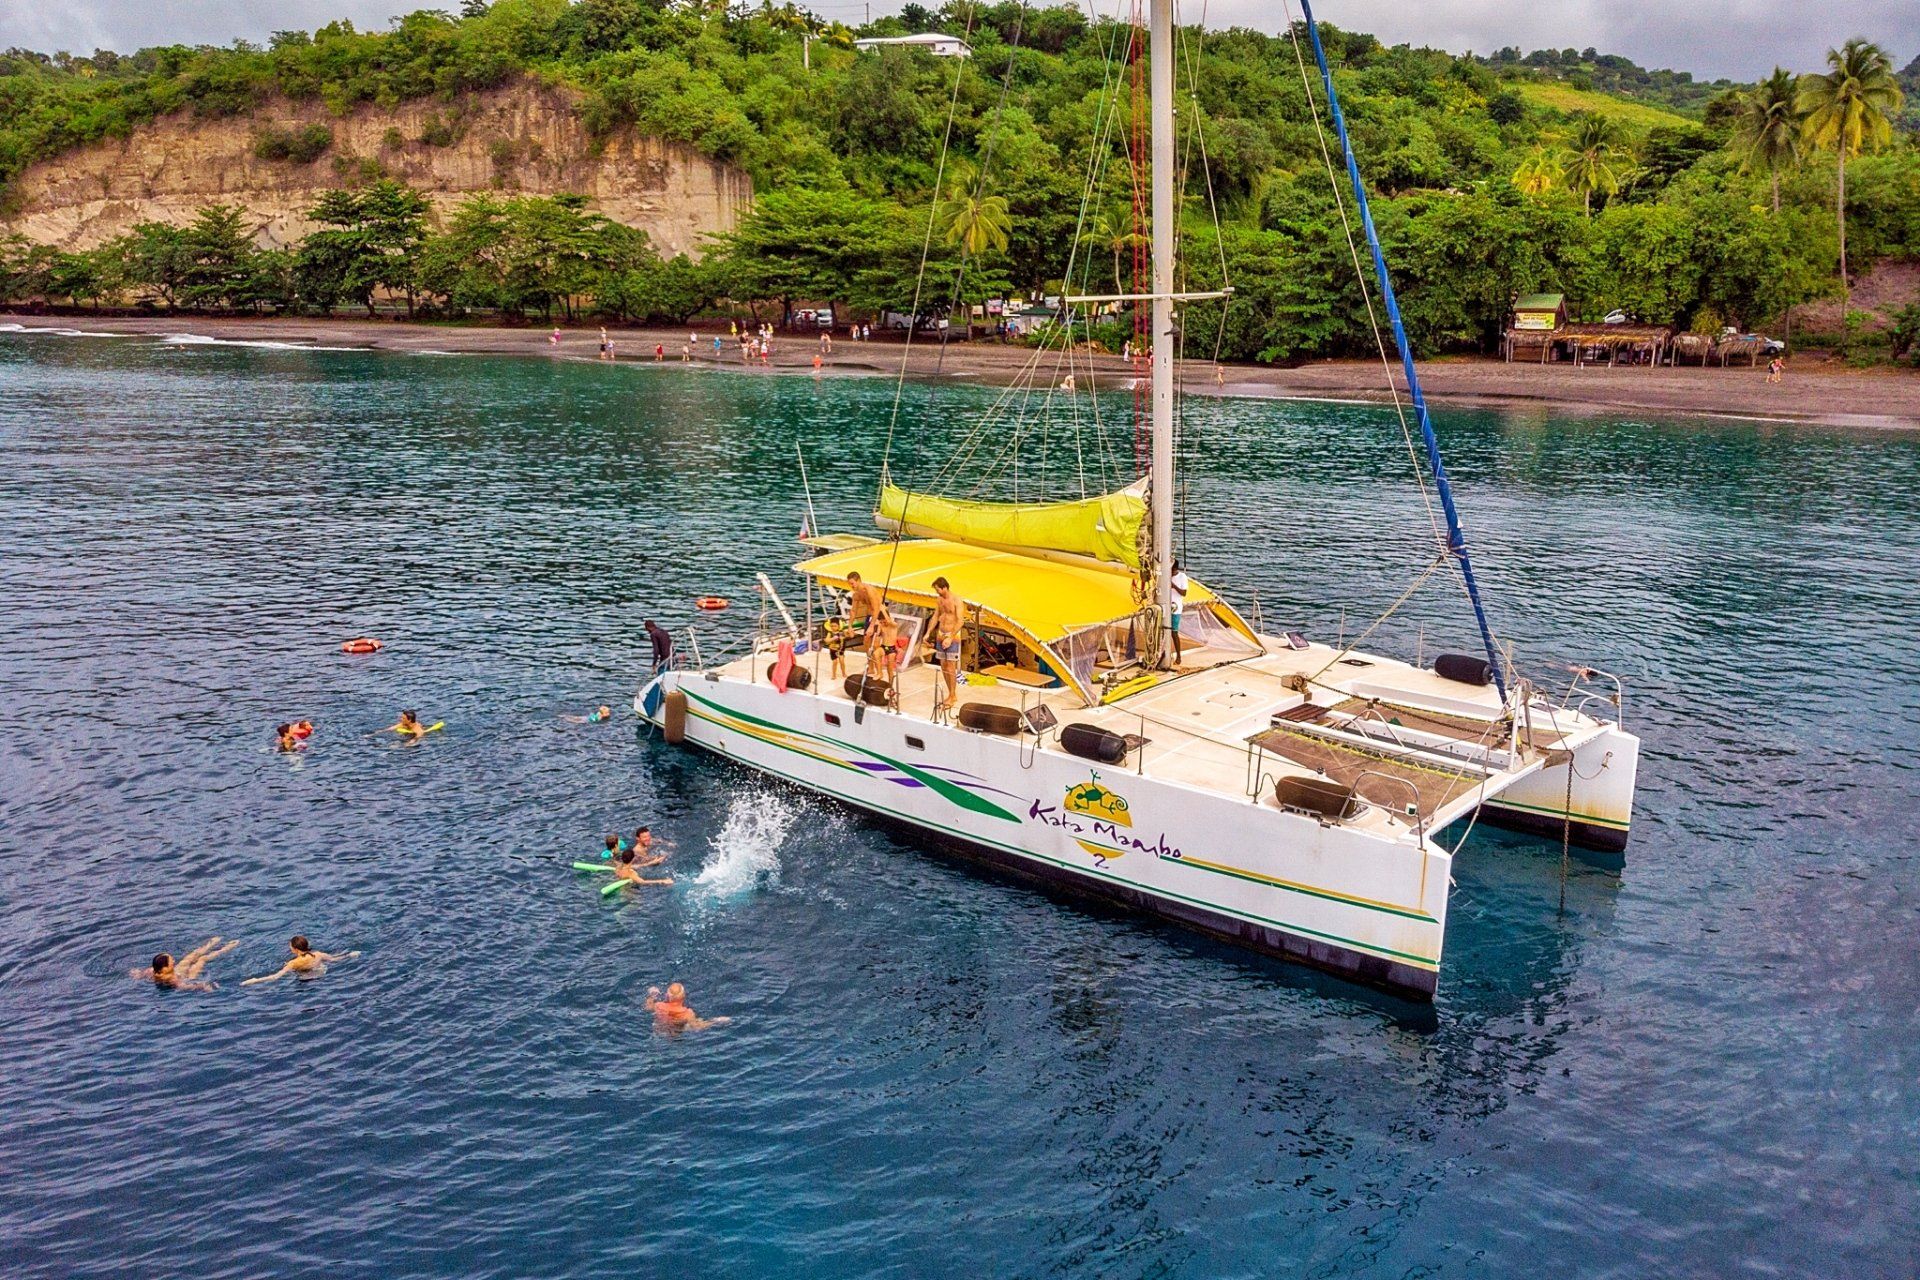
[679,700,1439,971]
[1480,797,1630,830]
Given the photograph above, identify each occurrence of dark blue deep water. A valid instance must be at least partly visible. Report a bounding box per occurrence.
[2,329,1915,1279]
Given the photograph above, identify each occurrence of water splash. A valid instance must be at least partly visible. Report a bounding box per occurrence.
[691,791,799,897]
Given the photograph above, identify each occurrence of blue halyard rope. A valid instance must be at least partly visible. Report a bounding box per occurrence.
[1297,2,1507,702]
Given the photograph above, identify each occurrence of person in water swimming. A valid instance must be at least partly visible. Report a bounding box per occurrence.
[601,834,624,860]
[612,848,672,888]
[565,705,613,724]
[132,937,240,991]
[242,936,359,985]
[276,723,304,753]
[626,825,666,868]
[644,982,729,1032]
[388,710,430,738]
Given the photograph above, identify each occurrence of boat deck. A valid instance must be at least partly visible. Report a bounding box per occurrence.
[705,635,1605,843]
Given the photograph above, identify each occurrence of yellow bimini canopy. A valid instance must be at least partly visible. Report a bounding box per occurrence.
[795,539,1254,704]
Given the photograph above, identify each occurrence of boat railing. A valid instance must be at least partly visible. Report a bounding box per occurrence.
[1351,770,1427,841]
[1558,664,1625,727]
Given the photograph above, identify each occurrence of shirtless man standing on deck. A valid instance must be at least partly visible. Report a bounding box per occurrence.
[930,576,962,712]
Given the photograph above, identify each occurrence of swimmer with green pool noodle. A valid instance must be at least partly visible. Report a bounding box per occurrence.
[604,848,672,895]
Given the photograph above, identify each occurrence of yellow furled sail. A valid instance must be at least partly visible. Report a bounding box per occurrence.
[875,480,1147,570]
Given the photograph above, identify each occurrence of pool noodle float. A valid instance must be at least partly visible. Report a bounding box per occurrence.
[572,861,612,873]
[600,879,630,897]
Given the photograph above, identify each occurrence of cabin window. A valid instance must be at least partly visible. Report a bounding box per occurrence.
[905,735,925,750]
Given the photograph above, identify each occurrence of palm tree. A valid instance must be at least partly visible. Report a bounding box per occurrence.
[1511,146,1558,197]
[936,164,1012,258]
[1798,38,1906,297]
[1732,68,1801,213]
[1560,114,1632,216]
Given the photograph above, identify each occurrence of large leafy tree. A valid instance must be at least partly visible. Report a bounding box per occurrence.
[713,186,898,324]
[176,205,261,310]
[295,180,432,315]
[1731,68,1801,213]
[1797,38,1905,300]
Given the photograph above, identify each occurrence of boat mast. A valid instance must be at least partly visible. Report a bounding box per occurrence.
[1148,0,1175,659]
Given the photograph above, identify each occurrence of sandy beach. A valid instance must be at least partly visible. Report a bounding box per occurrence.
[9,312,1918,429]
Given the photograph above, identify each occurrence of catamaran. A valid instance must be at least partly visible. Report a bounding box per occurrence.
[637,0,1639,1000]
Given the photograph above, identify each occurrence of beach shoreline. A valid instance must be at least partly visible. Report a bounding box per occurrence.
[7,312,1918,430]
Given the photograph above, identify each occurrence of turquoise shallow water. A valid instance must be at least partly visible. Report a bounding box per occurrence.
[1,330,1915,1278]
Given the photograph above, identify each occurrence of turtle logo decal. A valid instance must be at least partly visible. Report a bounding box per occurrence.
[1062,773,1131,862]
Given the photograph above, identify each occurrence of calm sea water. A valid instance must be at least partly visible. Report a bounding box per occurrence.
[1,329,1915,1279]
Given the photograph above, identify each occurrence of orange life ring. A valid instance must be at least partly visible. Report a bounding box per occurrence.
[695,597,729,611]
[340,637,383,654]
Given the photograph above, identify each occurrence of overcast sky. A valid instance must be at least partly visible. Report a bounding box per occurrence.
[0,1,1911,82]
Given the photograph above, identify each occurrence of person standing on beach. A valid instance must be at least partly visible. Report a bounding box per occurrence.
[550,327,561,346]
[1767,356,1784,384]
[820,330,832,355]
[599,327,610,360]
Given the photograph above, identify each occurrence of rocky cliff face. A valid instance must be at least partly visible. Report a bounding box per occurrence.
[2,81,750,257]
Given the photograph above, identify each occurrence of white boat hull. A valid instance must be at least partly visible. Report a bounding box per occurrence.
[648,672,1455,998]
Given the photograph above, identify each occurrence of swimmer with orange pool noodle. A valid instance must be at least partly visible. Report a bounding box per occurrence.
[644,982,729,1032]
[243,935,359,985]
[132,937,240,991]
[275,723,304,753]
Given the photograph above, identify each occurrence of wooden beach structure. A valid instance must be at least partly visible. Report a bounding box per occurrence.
[1503,293,1670,367]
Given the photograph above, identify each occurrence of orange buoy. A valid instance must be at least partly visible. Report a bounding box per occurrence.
[340,637,383,654]
[291,720,314,739]
[695,597,729,611]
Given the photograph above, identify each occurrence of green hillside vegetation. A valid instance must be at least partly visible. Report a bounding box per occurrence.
[1511,83,1694,131]
[0,1,1914,363]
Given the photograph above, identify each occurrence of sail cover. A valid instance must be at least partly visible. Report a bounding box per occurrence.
[875,479,1147,570]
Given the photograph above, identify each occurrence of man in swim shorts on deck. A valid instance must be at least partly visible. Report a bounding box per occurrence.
[133,937,240,991]
[644,982,729,1032]
[930,576,962,712]
[242,936,359,985]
